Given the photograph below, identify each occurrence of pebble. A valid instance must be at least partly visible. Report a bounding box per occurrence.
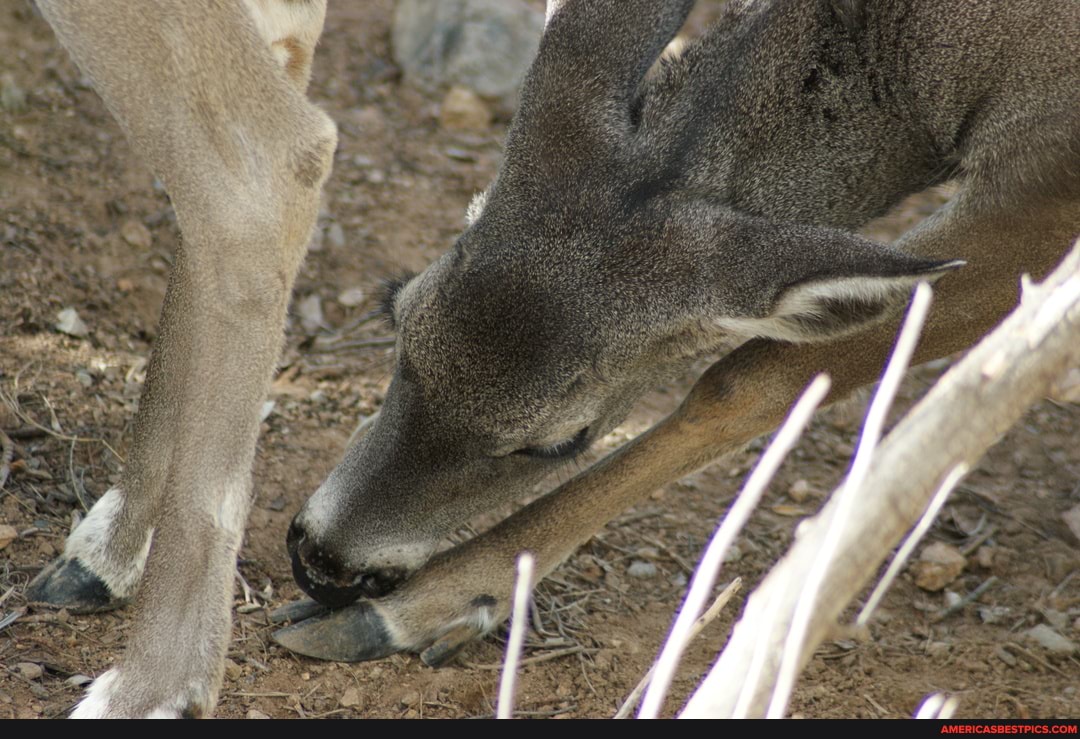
[0,73,27,114]
[246,709,270,719]
[223,658,242,681]
[911,542,966,592]
[1023,624,1076,656]
[439,86,492,131]
[120,219,152,249]
[337,286,366,307]
[327,222,346,249]
[340,686,362,708]
[296,294,325,335]
[55,307,89,338]
[627,560,657,579]
[0,524,17,550]
[16,663,43,681]
[788,478,813,502]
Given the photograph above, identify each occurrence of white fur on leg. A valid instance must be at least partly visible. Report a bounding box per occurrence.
[70,669,119,719]
[71,669,207,719]
[63,487,152,599]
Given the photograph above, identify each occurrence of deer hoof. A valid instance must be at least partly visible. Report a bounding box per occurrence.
[271,599,400,662]
[419,622,486,667]
[25,557,125,613]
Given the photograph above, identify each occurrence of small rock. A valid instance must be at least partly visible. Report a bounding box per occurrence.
[1062,504,1080,544]
[943,590,962,608]
[223,658,242,681]
[327,222,346,249]
[0,524,17,550]
[76,369,94,387]
[974,545,996,570]
[978,605,1011,625]
[0,73,27,114]
[16,663,43,681]
[119,219,152,249]
[296,294,325,335]
[340,686,362,708]
[627,560,657,579]
[55,307,89,338]
[337,287,366,307]
[911,542,966,592]
[1044,609,1069,632]
[267,495,287,512]
[439,86,492,131]
[995,646,1017,667]
[926,641,950,658]
[400,689,421,707]
[246,709,270,720]
[260,400,276,422]
[66,675,93,687]
[1023,624,1076,656]
[392,0,543,111]
[788,478,812,502]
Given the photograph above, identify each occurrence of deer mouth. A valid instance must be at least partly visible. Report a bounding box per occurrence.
[287,521,406,607]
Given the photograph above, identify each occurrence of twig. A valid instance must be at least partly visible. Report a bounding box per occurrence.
[959,522,998,557]
[930,575,997,623]
[858,463,968,625]
[496,552,535,719]
[767,283,932,720]
[615,578,741,719]
[466,645,592,671]
[0,388,123,462]
[1002,643,1071,679]
[639,373,831,719]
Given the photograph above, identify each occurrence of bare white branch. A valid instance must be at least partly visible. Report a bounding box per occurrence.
[682,241,1080,718]
[637,374,831,718]
[767,283,933,718]
[497,552,535,720]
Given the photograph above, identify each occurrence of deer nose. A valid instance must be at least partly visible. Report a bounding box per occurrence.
[286,518,405,607]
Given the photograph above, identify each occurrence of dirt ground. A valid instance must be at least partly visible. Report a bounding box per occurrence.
[2,0,1078,720]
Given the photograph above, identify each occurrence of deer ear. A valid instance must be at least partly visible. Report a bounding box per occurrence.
[718,260,964,342]
[683,209,965,344]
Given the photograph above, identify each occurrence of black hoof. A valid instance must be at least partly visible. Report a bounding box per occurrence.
[268,598,328,625]
[272,600,399,662]
[25,557,125,613]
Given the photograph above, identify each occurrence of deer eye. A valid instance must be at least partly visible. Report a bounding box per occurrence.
[512,427,590,460]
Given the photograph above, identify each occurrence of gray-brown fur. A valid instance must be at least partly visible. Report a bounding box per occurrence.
[284,0,1078,665]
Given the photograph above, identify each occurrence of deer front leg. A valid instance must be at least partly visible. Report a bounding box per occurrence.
[27,0,335,717]
[275,193,1076,664]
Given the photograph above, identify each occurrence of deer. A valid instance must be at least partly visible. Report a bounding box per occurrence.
[24,0,1079,719]
[273,0,1079,667]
